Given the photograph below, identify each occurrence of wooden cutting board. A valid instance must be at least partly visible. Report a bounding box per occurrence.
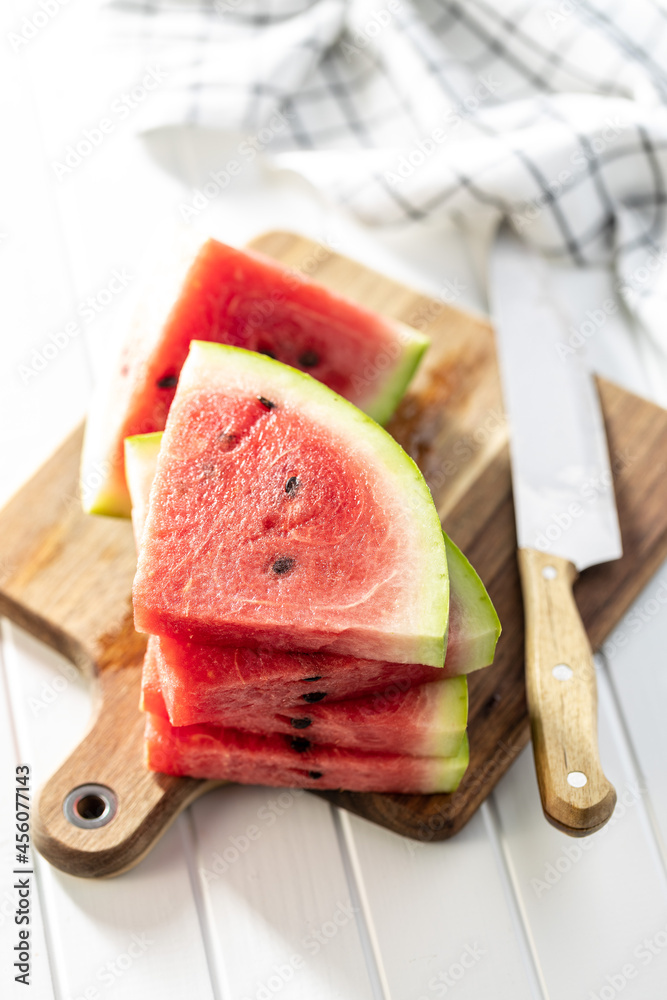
[2,231,667,878]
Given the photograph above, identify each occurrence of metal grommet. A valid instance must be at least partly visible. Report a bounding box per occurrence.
[63,784,118,829]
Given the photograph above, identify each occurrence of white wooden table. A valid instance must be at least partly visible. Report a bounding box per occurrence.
[2,5,667,999]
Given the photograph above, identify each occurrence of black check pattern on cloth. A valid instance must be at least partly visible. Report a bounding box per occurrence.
[105,0,667,357]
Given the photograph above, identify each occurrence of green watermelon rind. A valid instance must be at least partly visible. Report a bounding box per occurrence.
[145,341,449,668]
[439,731,469,793]
[360,321,429,427]
[124,431,163,479]
[124,431,164,545]
[422,675,468,756]
[443,534,501,674]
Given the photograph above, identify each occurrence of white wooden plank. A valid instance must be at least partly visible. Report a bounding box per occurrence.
[191,785,378,1000]
[491,664,667,1000]
[0,24,91,506]
[2,622,217,1000]
[0,10,90,993]
[340,806,540,1000]
[13,2,188,386]
[0,642,56,1000]
[602,558,667,863]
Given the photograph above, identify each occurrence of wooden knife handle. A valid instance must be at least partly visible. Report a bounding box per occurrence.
[517,548,616,836]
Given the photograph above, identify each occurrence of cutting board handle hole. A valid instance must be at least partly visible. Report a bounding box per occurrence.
[567,771,588,788]
[63,784,118,829]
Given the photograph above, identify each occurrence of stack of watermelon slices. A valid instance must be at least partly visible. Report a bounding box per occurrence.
[129,342,501,794]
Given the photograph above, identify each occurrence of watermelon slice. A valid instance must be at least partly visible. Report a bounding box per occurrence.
[83,237,429,518]
[133,343,449,666]
[125,431,499,698]
[144,705,470,794]
[141,643,468,757]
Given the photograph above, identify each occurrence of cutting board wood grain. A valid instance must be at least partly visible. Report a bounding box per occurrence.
[2,231,667,877]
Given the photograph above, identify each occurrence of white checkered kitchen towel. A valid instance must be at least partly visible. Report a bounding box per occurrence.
[105,0,667,384]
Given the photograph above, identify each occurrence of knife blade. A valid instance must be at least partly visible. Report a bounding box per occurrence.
[489,223,621,836]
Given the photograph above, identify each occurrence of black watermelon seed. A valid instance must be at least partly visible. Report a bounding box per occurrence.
[258,396,276,410]
[285,476,299,496]
[290,718,312,729]
[217,431,238,451]
[308,771,323,780]
[302,676,322,682]
[302,691,327,703]
[299,350,319,368]
[259,349,277,360]
[157,374,178,389]
[272,556,295,576]
[290,737,311,753]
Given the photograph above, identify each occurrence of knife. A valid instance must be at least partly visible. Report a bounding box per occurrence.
[489,224,621,836]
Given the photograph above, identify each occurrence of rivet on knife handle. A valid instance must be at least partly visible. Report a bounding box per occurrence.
[518,547,616,836]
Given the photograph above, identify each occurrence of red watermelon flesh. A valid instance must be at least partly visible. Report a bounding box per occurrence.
[143,542,496,728]
[126,429,500,680]
[141,640,468,757]
[82,237,429,517]
[144,706,470,794]
[147,634,444,719]
[133,344,449,666]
